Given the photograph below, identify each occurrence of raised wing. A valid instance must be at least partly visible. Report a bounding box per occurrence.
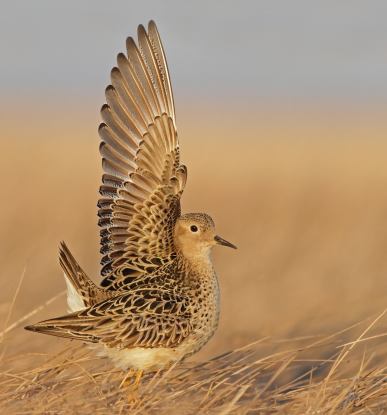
[98,21,187,282]
[26,290,192,349]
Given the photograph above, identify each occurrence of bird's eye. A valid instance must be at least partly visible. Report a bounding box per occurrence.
[190,225,198,232]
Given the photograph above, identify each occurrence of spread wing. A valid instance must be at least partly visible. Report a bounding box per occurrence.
[25,290,192,349]
[98,21,187,283]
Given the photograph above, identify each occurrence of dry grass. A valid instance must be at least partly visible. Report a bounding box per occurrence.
[1,309,386,414]
[0,102,386,413]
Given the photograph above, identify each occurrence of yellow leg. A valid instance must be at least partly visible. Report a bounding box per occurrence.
[120,368,135,388]
[120,369,144,404]
[133,369,143,389]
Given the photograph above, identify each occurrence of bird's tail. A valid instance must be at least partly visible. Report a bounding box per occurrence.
[59,241,108,311]
[25,310,98,343]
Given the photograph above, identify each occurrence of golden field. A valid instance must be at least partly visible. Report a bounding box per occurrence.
[0,101,386,413]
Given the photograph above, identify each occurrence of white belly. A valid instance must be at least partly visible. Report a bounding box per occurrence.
[94,342,193,371]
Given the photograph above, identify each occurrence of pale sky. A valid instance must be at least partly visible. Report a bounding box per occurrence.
[1,1,387,102]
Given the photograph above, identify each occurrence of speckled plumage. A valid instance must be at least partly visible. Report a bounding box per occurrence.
[25,21,236,373]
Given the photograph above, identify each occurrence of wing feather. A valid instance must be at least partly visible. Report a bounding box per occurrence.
[98,22,186,284]
[126,36,161,116]
[26,290,192,349]
[104,86,143,143]
[137,25,169,116]
[147,20,175,122]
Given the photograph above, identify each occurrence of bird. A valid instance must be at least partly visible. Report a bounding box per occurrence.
[25,21,237,392]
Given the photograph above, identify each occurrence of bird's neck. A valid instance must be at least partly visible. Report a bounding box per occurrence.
[176,250,216,288]
[178,247,213,270]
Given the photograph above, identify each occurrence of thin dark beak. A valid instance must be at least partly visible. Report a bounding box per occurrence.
[214,235,237,249]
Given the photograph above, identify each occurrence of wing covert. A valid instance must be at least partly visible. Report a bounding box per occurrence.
[28,290,192,349]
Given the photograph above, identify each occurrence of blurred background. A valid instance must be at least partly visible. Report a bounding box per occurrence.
[1,1,387,361]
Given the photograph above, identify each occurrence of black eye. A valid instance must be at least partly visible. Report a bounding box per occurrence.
[190,225,198,232]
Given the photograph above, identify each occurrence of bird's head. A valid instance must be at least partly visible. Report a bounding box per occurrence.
[174,213,237,260]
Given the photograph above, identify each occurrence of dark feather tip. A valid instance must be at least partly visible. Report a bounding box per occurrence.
[24,325,37,332]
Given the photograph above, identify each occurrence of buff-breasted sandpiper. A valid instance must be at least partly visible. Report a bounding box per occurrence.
[25,21,237,391]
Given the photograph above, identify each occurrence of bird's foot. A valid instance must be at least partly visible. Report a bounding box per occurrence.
[120,369,143,405]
